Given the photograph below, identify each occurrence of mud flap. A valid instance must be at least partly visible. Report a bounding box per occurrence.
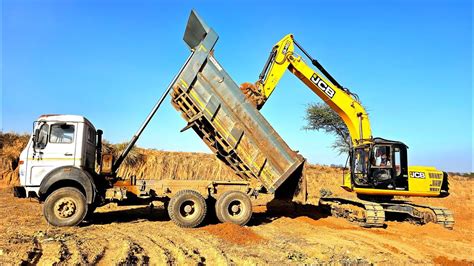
[13,186,26,198]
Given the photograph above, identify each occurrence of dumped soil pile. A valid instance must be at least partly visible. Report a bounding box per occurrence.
[201,223,265,245]
[433,256,472,266]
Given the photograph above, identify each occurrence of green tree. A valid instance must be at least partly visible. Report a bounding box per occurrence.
[304,103,350,155]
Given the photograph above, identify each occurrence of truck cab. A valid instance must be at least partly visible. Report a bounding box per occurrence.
[17,115,97,197]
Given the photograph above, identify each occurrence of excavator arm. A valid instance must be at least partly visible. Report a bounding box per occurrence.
[243,34,372,147]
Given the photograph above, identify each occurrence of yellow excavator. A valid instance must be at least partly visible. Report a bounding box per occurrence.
[241,34,454,229]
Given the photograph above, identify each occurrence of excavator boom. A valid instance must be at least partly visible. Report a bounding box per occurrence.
[245,34,372,146]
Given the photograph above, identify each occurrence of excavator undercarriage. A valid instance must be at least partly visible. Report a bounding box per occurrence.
[319,197,386,227]
[319,197,454,229]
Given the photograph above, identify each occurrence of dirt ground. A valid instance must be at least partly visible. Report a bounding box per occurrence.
[1,135,472,264]
[0,183,472,265]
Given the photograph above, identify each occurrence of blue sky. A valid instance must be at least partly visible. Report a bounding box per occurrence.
[2,0,472,172]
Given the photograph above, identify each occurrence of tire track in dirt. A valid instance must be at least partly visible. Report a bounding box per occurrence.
[150,231,206,264]
[37,240,61,265]
[118,241,150,264]
[250,219,324,263]
[252,217,397,264]
[143,235,176,265]
[57,239,72,263]
[114,219,226,264]
[179,231,233,265]
[94,226,152,265]
[159,225,226,263]
[337,230,424,263]
[280,215,465,264]
[22,237,43,265]
[96,223,200,265]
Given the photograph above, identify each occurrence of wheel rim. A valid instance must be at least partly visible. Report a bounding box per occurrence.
[54,197,77,219]
[180,200,200,220]
[227,200,244,217]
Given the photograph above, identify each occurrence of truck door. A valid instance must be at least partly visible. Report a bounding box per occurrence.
[27,122,78,186]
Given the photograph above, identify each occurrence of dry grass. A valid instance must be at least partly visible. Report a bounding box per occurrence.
[115,148,239,181]
[0,132,30,170]
[0,132,30,187]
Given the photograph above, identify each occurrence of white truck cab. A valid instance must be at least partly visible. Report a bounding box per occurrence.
[18,114,97,198]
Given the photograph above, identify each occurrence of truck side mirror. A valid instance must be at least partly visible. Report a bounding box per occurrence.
[33,128,40,146]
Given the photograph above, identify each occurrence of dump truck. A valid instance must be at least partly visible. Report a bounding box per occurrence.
[13,11,307,228]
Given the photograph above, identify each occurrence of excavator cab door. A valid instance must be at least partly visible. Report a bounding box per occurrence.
[390,144,409,189]
[351,141,408,190]
[367,142,409,190]
[351,146,371,187]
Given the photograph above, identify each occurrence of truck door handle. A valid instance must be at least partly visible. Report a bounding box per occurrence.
[64,153,73,156]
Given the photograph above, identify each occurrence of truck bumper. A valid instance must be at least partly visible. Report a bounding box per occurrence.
[13,186,26,198]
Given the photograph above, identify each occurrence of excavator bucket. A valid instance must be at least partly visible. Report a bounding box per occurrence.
[183,10,217,51]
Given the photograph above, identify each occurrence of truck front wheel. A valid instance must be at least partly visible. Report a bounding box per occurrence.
[43,187,88,227]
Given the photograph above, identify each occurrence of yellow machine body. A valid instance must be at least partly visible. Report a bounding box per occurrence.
[342,166,445,196]
[252,34,448,198]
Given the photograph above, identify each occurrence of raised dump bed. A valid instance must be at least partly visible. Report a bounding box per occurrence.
[170,11,305,196]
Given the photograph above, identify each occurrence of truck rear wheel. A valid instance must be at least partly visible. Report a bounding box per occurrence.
[43,187,88,227]
[215,191,252,226]
[168,190,207,228]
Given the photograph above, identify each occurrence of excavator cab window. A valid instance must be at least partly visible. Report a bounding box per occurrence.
[369,145,394,188]
[371,145,392,168]
[394,147,401,176]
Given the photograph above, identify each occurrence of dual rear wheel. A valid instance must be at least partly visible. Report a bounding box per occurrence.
[215,191,252,226]
[167,190,252,228]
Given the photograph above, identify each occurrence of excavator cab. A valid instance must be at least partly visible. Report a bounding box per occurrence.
[351,138,408,191]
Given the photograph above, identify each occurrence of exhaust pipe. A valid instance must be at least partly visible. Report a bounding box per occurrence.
[96,129,103,166]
